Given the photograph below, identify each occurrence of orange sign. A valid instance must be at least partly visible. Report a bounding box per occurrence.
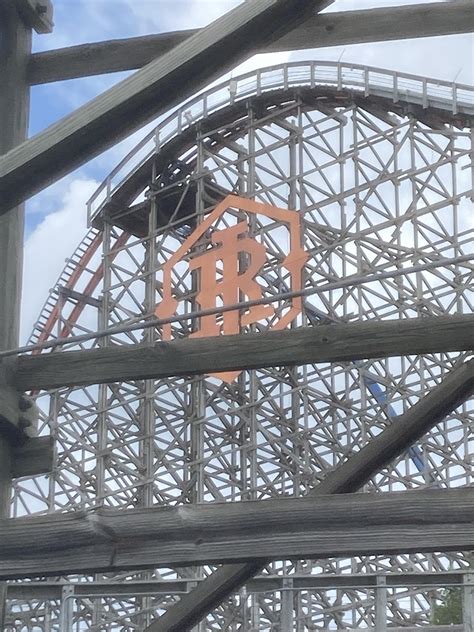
[156,195,307,382]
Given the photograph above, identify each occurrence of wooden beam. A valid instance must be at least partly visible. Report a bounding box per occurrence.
[4,571,469,600]
[1,488,474,579]
[0,2,32,627]
[10,315,474,391]
[15,0,53,34]
[0,0,329,213]
[146,359,474,632]
[27,2,474,85]
[0,365,40,442]
[11,436,54,479]
[0,1,30,372]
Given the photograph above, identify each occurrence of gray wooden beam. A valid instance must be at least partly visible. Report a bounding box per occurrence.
[0,1,30,376]
[27,2,474,85]
[11,436,54,479]
[15,0,53,34]
[4,572,469,601]
[0,2,32,627]
[145,359,474,632]
[9,315,474,391]
[1,488,474,579]
[0,0,329,213]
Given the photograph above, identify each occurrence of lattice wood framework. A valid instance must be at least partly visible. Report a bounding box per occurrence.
[5,62,473,630]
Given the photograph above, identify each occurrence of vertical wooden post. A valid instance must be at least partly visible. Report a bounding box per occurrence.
[0,1,32,627]
[464,572,474,632]
[375,576,388,632]
[280,578,294,631]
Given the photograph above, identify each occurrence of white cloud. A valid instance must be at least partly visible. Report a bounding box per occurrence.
[24,0,473,343]
[288,34,473,85]
[21,178,99,344]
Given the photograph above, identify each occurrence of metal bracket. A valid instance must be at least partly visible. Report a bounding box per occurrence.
[15,0,54,34]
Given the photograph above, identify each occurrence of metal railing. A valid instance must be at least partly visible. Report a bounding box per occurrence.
[6,571,473,631]
[87,60,474,225]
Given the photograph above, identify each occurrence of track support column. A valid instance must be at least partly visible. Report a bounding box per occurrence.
[0,1,53,627]
[0,3,32,627]
[463,572,474,632]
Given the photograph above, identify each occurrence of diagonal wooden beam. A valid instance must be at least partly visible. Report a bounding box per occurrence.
[9,315,474,391]
[1,488,474,579]
[144,359,474,632]
[27,2,474,85]
[0,0,329,213]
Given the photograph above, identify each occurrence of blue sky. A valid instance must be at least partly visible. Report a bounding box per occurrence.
[21,0,473,341]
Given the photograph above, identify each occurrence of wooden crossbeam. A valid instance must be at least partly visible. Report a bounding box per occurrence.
[145,359,474,632]
[3,572,470,600]
[9,315,474,391]
[11,436,54,479]
[0,0,329,213]
[1,488,474,580]
[27,2,474,85]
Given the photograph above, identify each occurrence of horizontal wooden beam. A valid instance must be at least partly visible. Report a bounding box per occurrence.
[10,315,474,391]
[27,2,474,85]
[148,358,474,632]
[5,572,469,600]
[11,436,54,478]
[0,0,328,213]
[1,488,474,579]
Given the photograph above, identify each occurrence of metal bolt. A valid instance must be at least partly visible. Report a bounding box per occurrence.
[19,396,33,412]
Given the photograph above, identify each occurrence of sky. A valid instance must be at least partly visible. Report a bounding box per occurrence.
[20,0,474,342]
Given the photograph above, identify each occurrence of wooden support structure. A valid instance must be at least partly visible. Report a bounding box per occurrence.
[0,3,31,370]
[15,0,54,34]
[26,1,474,85]
[0,1,472,628]
[0,0,329,213]
[0,2,33,627]
[145,359,474,632]
[3,571,471,600]
[9,315,474,391]
[1,487,474,579]
[11,437,54,479]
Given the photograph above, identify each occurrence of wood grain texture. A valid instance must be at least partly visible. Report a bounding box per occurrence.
[1,488,474,579]
[11,316,474,391]
[0,3,31,626]
[0,1,30,359]
[146,359,474,632]
[0,0,327,211]
[11,436,54,479]
[27,2,474,85]
[15,0,53,34]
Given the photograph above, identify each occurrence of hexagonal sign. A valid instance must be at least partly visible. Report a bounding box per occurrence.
[156,194,307,382]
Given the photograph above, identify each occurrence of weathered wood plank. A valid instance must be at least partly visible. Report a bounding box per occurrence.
[0,2,32,626]
[0,1,30,368]
[15,0,53,34]
[27,2,474,85]
[0,367,40,443]
[11,436,54,479]
[147,359,474,632]
[0,0,328,212]
[1,488,474,579]
[10,315,474,391]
